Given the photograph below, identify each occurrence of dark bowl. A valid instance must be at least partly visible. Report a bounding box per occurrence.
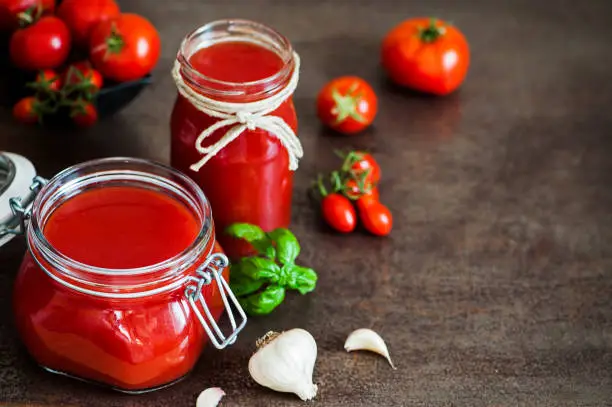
[0,31,152,122]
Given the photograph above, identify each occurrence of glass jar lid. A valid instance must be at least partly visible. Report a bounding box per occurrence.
[0,152,37,248]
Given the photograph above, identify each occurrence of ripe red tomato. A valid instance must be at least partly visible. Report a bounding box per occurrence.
[57,0,120,47]
[381,17,470,95]
[89,13,160,82]
[316,76,377,135]
[321,193,357,233]
[0,0,55,31]
[342,151,381,184]
[357,198,392,236]
[35,69,61,91]
[71,101,98,127]
[10,16,71,70]
[64,61,104,91]
[13,96,42,124]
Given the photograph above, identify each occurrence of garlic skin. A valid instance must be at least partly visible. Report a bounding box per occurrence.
[344,328,396,369]
[248,328,318,401]
[196,387,225,407]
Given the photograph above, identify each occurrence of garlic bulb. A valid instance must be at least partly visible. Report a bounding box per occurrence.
[248,328,318,401]
[196,387,225,407]
[344,328,396,369]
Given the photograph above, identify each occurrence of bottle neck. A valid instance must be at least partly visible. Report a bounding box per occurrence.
[176,19,295,103]
[27,157,215,298]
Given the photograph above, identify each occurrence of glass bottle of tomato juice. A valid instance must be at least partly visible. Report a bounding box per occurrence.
[170,19,301,258]
[1,156,246,393]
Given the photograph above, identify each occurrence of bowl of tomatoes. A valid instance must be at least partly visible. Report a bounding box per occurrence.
[0,0,161,126]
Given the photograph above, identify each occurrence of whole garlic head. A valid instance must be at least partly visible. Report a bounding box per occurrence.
[248,328,318,401]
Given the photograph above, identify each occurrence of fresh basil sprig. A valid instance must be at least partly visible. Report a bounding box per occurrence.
[226,223,318,316]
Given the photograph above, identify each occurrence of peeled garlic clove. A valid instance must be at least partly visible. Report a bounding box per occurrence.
[248,328,318,401]
[344,328,396,369]
[196,387,225,407]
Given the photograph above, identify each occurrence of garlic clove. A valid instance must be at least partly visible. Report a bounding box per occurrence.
[344,328,396,369]
[196,387,225,407]
[248,328,318,401]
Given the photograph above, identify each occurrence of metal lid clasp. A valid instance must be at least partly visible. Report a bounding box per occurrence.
[185,253,247,349]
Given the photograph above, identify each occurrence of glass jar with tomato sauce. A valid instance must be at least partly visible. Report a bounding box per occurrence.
[2,156,246,393]
[170,19,302,258]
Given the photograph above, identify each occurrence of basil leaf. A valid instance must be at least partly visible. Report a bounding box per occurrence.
[226,223,266,242]
[230,274,265,297]
[238,285,286,316]
[284,264,318,294]
[234,257,281,283]
[226,223,274,257]
[268,228,300,265]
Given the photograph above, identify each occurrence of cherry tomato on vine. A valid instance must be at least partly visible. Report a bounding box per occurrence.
[57,0,120,47]
[89,13,161,82]
[316,76,377,135]
[35,69,61,92]
[0,0,55,31]
[71,101,98,127]
[13,96,42,124]
[356,197,392,236]
[322,193,357,233]
[64,61,104,91]
[9,16,71,70]
[340,151,381,184]
[381,17,470,95]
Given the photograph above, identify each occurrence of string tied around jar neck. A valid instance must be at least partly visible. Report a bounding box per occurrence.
[171,52,304,172]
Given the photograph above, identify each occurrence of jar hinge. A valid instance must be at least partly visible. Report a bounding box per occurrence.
[0,176,47,239]
[185,253,247,349]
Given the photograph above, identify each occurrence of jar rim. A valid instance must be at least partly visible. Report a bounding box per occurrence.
[28,157,213,278]
[177,19,295,97]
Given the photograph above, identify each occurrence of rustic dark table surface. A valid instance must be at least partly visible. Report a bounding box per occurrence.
[1,0,612,406]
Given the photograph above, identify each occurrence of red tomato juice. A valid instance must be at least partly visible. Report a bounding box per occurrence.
[171,41,298,258]
[13,186,225,391]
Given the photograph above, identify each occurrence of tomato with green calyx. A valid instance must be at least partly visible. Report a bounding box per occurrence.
[356,196,392,237]
[338,150,381,184]
[330,169,375,201]
[12,96,44,124]
[34,69,61,92]
[63,61,104,92]
[316,76,377,135]
[10,16,71,70]
[89,13,160,82]
[382,17,470,95]
[57,0,120,47]
[0,0,55,31]
[70,101,98,127]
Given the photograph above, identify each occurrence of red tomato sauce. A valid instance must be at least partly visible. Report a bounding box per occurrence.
[44,187,200,268]
[171,41,297,258]
[13,186,226,391]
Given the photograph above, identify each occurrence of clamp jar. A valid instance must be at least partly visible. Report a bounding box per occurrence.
[6,157,246,393]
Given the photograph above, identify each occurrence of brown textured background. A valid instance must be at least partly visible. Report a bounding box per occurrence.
[1,0,612,406]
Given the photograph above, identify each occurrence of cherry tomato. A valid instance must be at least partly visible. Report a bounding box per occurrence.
[13,96,42,124]
[89,13,161,82]
[0,0,55,31]
[57,0,120,47]
[357,197,392,236]
[64,61,104,91]
[35,69,61,91]
[381,17,470,96]
[341,151,381,184]
[321,193,357,233]
[10,16,71,70]
[316,76,377,135]
[71,101,98,127]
